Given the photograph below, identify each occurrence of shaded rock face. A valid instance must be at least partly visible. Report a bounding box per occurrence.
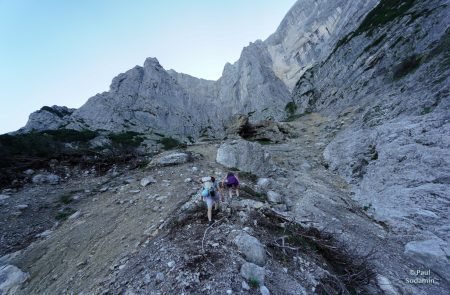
[292,0,450,275]
[266,0,378,90]
[20,106,75,133]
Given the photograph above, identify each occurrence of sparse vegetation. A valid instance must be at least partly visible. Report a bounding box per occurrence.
[59,193,73,205]
[55,208,77,221]
[363,203,373,211]
[333,0,418,52]
[393,54,422,79]
[156,137,185,150]
[108,131,144,147]
[248,277,260,288]
[285,101,298,118]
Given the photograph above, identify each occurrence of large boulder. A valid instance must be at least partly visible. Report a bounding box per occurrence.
[0,265,29,294]
[233,232,266,266]
[31,173,60,185]
[149,151,191,167]
[216,140,272,175]
[404,239,450,282]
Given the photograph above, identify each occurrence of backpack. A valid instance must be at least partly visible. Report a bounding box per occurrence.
[203,181,216,197]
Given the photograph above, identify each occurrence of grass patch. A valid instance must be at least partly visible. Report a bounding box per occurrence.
[238,171,258,182]
[363,203,372,211]
[240,185,267,202]
[254,138,273,145]
[42,129,98,143]
[248,277,260,288]
[55,207,77,221]
[332,0,418,52]
[285,101,298,118]
[393,54,422,79]
[59,194,73,205]
[108,131,144,147]
[156,137,185,150]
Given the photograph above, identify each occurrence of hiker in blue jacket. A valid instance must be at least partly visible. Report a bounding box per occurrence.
[199,176,220,225]
[222,172,240,200]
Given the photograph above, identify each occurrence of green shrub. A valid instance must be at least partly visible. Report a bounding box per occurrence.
[108,131,144,147]
[248,277,260,288]
[393,54,422,79]
[285,101,298,117]
[55,208,77,221]
[156,137,185,150]
[42,129,98,143]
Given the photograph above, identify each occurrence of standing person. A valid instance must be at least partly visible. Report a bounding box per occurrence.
[199,176,220,225]
[222,172,240,200]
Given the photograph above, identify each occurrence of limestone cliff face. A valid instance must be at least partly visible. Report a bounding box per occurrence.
[292,0,450,279]
[21,0,383,136]
[265,0,378,90]
[68,58,206,137]
[216,40,291,122]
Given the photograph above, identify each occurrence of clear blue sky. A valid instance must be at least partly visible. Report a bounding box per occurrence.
[0,0,297,134]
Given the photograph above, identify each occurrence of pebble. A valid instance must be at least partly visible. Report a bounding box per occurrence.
[242,281,250,290]
[184,178,192,183]
[16,204,28,210]
[156,272,165,282]
[167,261,175,268]
[99,187,108,192]
[226,290,232,294]
[260,286,270,295]
[68,211,81,220]
[129,190,140,194]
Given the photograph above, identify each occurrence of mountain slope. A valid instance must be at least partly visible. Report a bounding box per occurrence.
[292,0,450,281]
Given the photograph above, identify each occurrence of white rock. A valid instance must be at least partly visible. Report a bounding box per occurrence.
[404,239,450,281]
[167,261,175,268]
[233,232,266,266]
[151,152,191,166]
[260,286,270,295]
[155,272,165,282]
[266,191,283,204]
[16,204,28,210]
[0,265,29,294]
[36,230,53,238]
[242,281,250,290]
[24,169,35,175]
[216,140,272,175]
[68,211,81,220]
[257,178,271,188]
[184,178,192,183]
[32,174,60,185]
[140,176,157,187]
[376,275,398,295]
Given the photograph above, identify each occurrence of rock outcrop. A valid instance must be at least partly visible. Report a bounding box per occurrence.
[292,0,450,279]
[216,140,272,176]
